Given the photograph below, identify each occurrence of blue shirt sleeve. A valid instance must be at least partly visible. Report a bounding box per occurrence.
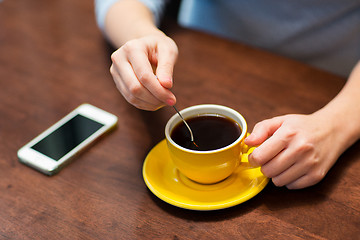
[94,0,119,31]
[95,0,168,31]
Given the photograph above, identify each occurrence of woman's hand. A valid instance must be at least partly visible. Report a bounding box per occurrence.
[110,34,178,111]
[244,113,342,189]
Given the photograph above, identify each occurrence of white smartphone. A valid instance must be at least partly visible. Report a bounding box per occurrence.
[17,103,118,175]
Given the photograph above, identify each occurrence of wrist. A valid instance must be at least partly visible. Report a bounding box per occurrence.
[105,0,165,48]
[313,100,360,155]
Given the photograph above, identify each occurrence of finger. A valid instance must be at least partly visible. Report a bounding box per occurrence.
[285,163,328,189]
[111,60,162,105]
[127,46,176,106]
[285,174,322,189]
[248,123,291,167]
[110,63,165,110]
[115,78,165,111]
[155,39,178,89]
[248,142,286,167]
[260,148,297,178]
[245,116,285,146]
[271,158,311,187]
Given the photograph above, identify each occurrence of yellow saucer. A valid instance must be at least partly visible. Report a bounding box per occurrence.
[142,140,269,211]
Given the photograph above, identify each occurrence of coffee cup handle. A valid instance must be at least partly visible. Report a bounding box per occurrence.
[239,133,259,169]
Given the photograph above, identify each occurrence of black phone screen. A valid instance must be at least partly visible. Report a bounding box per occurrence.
[31,114,104,161]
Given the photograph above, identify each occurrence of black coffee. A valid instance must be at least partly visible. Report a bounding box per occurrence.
[170,114,241,151]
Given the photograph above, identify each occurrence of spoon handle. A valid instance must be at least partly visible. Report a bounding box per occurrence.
[173,106,194,142]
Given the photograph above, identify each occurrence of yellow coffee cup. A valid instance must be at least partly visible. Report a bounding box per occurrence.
[165,104,256,184]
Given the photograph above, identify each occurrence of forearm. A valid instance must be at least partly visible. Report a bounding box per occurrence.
[314,61,360,153]
[104,0,164,48]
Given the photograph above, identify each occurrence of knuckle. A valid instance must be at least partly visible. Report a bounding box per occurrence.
[110,51,119,64]
[122,40,138,52]
[109,65,116,75]
[305,159,317,170]
[311,169,326,183]
[295,144,316,164]
[282,127,297,141]
[294,138,317,166]
[304,154,321,170]
[249,151,263,166]
[128,83,143,96]
[277,136,289,148]
[138,72,153,84]
[298,141,315,153]
[167,43,179,56]
[296,133,315,149]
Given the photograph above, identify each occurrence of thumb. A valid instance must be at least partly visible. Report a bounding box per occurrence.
[155,39,178,89]
[245,116,285,146]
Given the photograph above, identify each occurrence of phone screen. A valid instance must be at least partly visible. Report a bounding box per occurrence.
[31,114,104,161]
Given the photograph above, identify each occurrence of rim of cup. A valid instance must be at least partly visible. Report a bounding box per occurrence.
[165,104,248,154]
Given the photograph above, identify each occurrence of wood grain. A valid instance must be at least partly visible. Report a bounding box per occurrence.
[0,1,358,239]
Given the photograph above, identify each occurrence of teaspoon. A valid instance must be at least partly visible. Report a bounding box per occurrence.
[172,105,197,146]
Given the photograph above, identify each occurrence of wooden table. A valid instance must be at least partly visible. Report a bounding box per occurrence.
[1,1,359,239]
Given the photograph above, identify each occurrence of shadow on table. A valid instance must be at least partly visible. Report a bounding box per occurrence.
[147,186,266,222]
